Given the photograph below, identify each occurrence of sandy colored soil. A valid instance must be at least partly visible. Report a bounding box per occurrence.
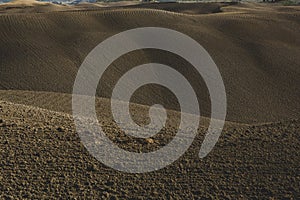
[0,2,299,199]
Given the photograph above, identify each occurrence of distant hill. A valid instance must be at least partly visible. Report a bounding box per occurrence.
[0,3,299,123]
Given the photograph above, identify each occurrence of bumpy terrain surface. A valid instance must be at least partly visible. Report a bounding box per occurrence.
[0,98,299,199]
[0,2,299,199]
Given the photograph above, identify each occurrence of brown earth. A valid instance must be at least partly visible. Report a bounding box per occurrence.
[0,97,299,199]
[0,2,299,199]
[0,2,299,123]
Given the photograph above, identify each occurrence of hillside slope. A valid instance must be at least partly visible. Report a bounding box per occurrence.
[0,3,299,123]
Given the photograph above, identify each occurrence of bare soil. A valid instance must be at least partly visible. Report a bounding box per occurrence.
[0,2,299,199]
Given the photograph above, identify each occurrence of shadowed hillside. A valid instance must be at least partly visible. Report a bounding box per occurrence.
[0,3,299,123]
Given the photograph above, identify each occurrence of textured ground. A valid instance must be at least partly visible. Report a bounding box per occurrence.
[0,99,299,199]
[0,2,299,199]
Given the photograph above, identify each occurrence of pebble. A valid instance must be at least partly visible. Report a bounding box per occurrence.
[145,138,154,144]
